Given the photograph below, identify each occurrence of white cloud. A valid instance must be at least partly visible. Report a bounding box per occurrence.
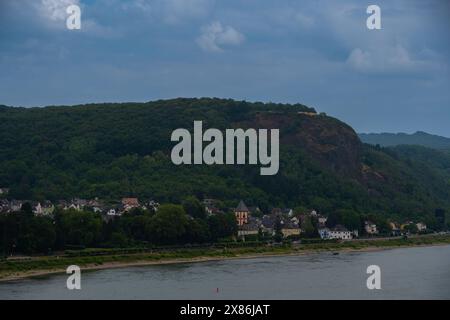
[346,45,442,75]
[30,0,119,38]
[196,21,245,52]
[38,0,80,22]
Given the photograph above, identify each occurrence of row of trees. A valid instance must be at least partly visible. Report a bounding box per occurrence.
[0,197,237,255]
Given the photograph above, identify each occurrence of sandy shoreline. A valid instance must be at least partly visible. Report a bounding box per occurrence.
[1,242,449,283]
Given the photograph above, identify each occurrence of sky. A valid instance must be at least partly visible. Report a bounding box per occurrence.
[0,0,449,136]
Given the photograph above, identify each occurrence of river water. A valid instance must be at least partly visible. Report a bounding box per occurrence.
[1,245,449,299]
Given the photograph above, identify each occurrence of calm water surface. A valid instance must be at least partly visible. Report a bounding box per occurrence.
[1,245,449,299]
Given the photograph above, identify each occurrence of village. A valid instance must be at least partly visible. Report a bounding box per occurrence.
[0,187,432,242]
[226,200,429,240]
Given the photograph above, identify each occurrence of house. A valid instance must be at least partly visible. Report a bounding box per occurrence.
[329,225,353,240]
[9,200,23,212]
[271,208,282,216]
[122,198,140,211]
[89,206,104,213]
[364,221,378,235]
[318,228,329,240]
[0,199,9,213]
[31,201,54,216]
[281,221,301,237]
[84,199,104,213]
[205,205,221,215]
[416,222,427,232]
[237,217,260,238]
[203,199,219,215]
[145,200,160,212]
[56,200,68,210]
[261,214,276,234]
[66,203,81,211]
[290,216,300,225]
[0,188,10,195]
[202,199,220,215]
[317,215,328,227]
[33,202,43,215]
[400,221,414,231]
[389,222,401,236]
[64,199,88,211]
[43,201,55,215]
[260,214,300,238]
[319,225,353,240]
[106,208,121,216]
[101,208,121,222]
[235,200,250,226]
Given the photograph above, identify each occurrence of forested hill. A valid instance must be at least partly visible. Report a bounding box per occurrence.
[0,98,449,221]
[359,131,450,150]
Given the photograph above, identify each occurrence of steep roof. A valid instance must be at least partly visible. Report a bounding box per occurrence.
[122,198,139,206]
[235,200,249,212]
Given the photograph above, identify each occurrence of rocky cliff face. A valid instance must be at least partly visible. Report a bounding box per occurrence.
[239,111,362,176]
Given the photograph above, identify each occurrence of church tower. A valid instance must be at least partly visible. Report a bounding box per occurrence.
[234,200,249,226]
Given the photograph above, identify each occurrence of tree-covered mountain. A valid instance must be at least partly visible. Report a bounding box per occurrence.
[0,98,449,222]
[359,131,450,150]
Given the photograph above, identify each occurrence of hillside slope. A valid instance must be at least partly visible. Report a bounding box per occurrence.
[0,98,448,220]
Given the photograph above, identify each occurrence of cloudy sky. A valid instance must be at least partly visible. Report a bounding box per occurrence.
[1,0,449,136]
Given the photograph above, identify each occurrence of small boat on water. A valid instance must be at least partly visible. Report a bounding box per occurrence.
[332,252,339,255]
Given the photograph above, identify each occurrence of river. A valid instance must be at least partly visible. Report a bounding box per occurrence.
[1,245,449,299]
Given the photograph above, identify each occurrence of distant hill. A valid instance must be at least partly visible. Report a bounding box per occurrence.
[359,131,450,150]
[0,98,449,220]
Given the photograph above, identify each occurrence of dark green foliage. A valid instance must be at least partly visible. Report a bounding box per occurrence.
[0,98,313,202]
[327,209,361,231]
[149,204,189,244]
[0,213,56,255]
[207,212,238,241]
[0,98,448,224]
[182,196,206,220]
[301,216,317,238]
[403,223,418,234]
[55,210,102,247]
[360,145,450,219]
[0,204,238,255]
[183,218,211,244]
[20,202,33,216]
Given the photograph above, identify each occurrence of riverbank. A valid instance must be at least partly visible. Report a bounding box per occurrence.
[1,235,450,282]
